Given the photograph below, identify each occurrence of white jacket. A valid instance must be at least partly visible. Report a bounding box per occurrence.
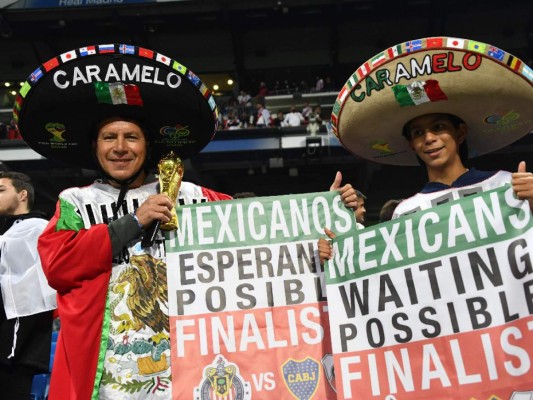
[0,218,57,319]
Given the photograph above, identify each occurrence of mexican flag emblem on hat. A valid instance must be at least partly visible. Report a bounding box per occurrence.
[331,36,533,166]
[13,44,219,169]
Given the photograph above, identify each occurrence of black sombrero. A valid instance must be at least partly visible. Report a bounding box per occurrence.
[331,37,533,166]
[13,44,219,169]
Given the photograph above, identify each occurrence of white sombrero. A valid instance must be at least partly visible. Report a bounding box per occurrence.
[331,37,533,166]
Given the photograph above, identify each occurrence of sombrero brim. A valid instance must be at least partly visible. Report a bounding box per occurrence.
[332,37,533,166]
[13,44,219,169]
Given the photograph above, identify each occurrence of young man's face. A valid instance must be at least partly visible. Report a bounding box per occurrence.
[0,178,23,216]
[406,113,466,172]
[95,119,148,185]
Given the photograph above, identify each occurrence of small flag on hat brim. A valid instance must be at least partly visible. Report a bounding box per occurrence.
[43,57,60,72]
[30,67,43,84]
[98,44,115,54]
[522,64,533,82]
[371,52,386,67]
[405,39,422,53]
[506,55,522,72]
[156,53,171,66]
[427,37,443,48]
[80,46,96,57]
[338,86,349,103]
[467,40,486,54]
[119,44,135,55]
[347,75,357,88]
[387,44,402,59]
[172,60,187,75]
[19,82,31,98]
[446,38,465,49]
[14,95,23,111]
[188,71,201,87]
[488,46,505,61]
[138,47,154,59]
[94,82,144,106]
[60,50,77,63]
[356,62,371,79]
[392,79,447,107]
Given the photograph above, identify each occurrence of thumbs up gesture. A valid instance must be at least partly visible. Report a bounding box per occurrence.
[330,171,358,210]
[512,161,533,211]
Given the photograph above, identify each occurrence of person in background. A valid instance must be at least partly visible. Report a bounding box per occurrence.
[323,76,334,91]
[254,101,272,127]
[354,189,366,228]
[315,76,324,92]
[273,111,285,127]
[223,110,241,130]
[7,119,21,140]
[378,199,402,223]
[237,89,252,116]
[256,81,269,98]
[0,171,56,399]
[313,105,324,125]
[283,105,305,127]
[239,111,252,128]
[301,102,313,119]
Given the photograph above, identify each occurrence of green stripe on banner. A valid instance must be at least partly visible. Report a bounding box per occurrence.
[166,191,357,253]
[326,185,533,284]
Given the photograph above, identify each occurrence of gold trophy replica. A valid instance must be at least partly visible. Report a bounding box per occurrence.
[141,151,184,247]
[157,151,184,230]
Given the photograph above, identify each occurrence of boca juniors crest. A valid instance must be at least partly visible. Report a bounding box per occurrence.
[281,357,320,400]
[195,355,251,400]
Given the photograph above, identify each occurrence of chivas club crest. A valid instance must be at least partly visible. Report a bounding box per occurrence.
[281,357,320,400]
[194,355,251,400]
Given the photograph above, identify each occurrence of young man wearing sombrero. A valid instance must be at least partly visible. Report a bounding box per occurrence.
[14,44,358,399]
[319,36,532,261]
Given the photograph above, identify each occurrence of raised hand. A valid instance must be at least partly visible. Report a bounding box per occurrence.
[318,227,337,265]
[512,161,533,211]
[134,193,174,229]
[330,171,358,210]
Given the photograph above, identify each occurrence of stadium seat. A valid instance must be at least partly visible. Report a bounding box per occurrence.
[31,329,58,399]
[30,373,48,400]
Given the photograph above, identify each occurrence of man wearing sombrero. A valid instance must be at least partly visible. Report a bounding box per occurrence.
[319,37,532,258]
[15,44,358,399]
[13,45,235,400]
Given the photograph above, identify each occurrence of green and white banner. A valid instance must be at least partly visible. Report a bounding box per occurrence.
[166,191,356,399]
[325,185,533,399]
